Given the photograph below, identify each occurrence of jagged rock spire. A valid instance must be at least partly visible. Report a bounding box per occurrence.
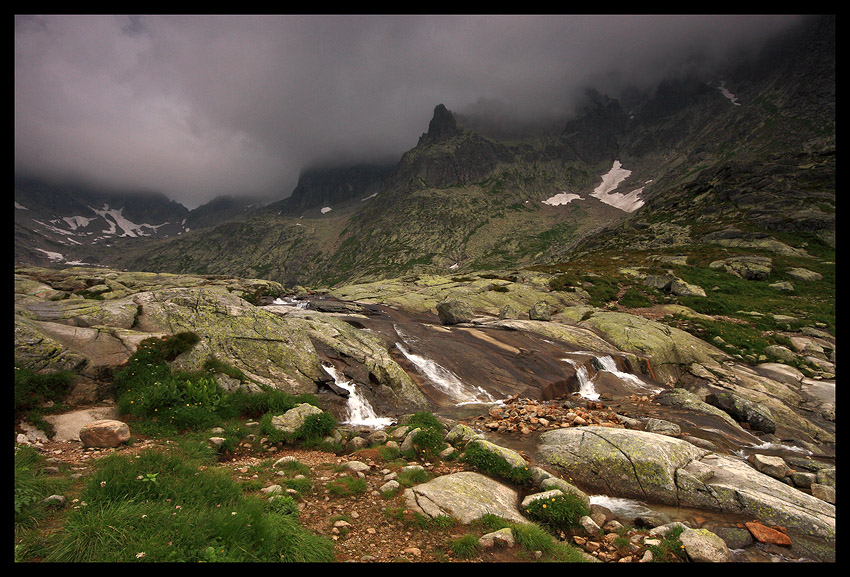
[419,104,461,145]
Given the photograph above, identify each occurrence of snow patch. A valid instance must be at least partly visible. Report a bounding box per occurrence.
[321,206,332,214]
[15,202,28,210]
[718,81,741,106]
[542,192,581,206]
[361,192,378,201]
[88,204,169,238]
[62,216,95,230]
[589,161,645,213]
[35,248,64,262]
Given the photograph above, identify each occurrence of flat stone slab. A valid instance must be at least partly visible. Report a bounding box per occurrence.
[43,406,120,442]
[403,471,527,524]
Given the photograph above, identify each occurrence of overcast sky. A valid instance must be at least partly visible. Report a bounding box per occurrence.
[15,14,806,208]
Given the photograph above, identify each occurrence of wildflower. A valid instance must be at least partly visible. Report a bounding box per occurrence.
[135,552,146,559]
[232,512,237,516]
[100,481,107,487]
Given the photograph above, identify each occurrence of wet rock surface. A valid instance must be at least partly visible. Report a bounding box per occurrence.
[15,266,836,562]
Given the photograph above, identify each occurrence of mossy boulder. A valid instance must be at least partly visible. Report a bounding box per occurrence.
[436,299,475,325]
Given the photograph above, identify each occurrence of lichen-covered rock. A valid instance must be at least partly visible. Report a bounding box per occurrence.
[576,310,728,384]
[528,300,552,321]
[538,427,706,505]
[709,255,773,280]
[668,278,706,297]
[436,299,475,325]
[539,427,835,546]
[680,528,732,562]
[707,391,776,433]
[270,403,324,434]
[466,438,528,469]
[403,471,526,524]
[654,388,742,429]
[785,267,823,282]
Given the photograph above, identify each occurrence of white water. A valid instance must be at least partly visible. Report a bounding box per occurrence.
[589,495,655,520]
[322,363,394,428]
[594,355,662,394]
[562,358,599,400]
[393,325,496,405]
[562,353,663,399]
[272,296,309,309]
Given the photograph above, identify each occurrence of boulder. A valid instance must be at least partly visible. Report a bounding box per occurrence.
[744,521,792,546]
[78,419,130,448]
[709,256,773,280]
[576,311,728,384]
[436,299,475,325]
[654,388,741,429]
[747,454,791,479]
[785,267,822,282]
[539,427,835,545]
[538,427,706,505]
[270,403,324,434]
[403,471,526,524]
[668,278,706,297]
[528,301,552,321]
[706,391,776,433]
[466,438,528,469]
[680,528,732,562]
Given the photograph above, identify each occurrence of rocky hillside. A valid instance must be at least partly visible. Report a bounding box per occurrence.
[45,16,827,291]
[14,265,835,561]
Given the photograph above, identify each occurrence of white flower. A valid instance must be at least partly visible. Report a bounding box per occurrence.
[135,552,146,559]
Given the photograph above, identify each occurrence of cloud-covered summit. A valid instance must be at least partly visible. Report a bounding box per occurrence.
[15,14,806,208]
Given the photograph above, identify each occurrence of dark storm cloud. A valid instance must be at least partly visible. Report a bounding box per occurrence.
[15,14,806,208]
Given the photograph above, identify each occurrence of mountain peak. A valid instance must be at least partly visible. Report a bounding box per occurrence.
[418,104,461,146]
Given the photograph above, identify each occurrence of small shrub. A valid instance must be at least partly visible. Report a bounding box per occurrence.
[523,492,590,533]
[282,476,312,495]
[618,287,654,308]
[397,467,430,486]
[326,475,368,497]
[644,524,688,562]
[408,427,447,460]
[460,442,532,485]
[405,411,444,432]
[14,367,75,415]
[159,331,201,361]
[202,356,246,381]
[266,495,300,516]
[450,534,481,559]
[549,274,579,292]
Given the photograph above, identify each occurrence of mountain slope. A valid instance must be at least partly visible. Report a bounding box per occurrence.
[15,16,834,293]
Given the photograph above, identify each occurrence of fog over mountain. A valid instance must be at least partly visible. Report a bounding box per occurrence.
[15,14,808,208]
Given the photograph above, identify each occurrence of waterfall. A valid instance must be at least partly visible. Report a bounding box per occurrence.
[563,358,599,400]
[594,355,662,394]
[322,363,393,428]
[394,340,496,405]
[272,296,309,309]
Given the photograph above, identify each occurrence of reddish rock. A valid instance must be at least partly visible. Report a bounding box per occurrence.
[744,521,792,546]
[79,419,131,448]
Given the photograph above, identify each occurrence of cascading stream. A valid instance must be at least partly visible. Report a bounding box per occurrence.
[393,324,497,406]
[321,362,394,428]
[562,352,663,400]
